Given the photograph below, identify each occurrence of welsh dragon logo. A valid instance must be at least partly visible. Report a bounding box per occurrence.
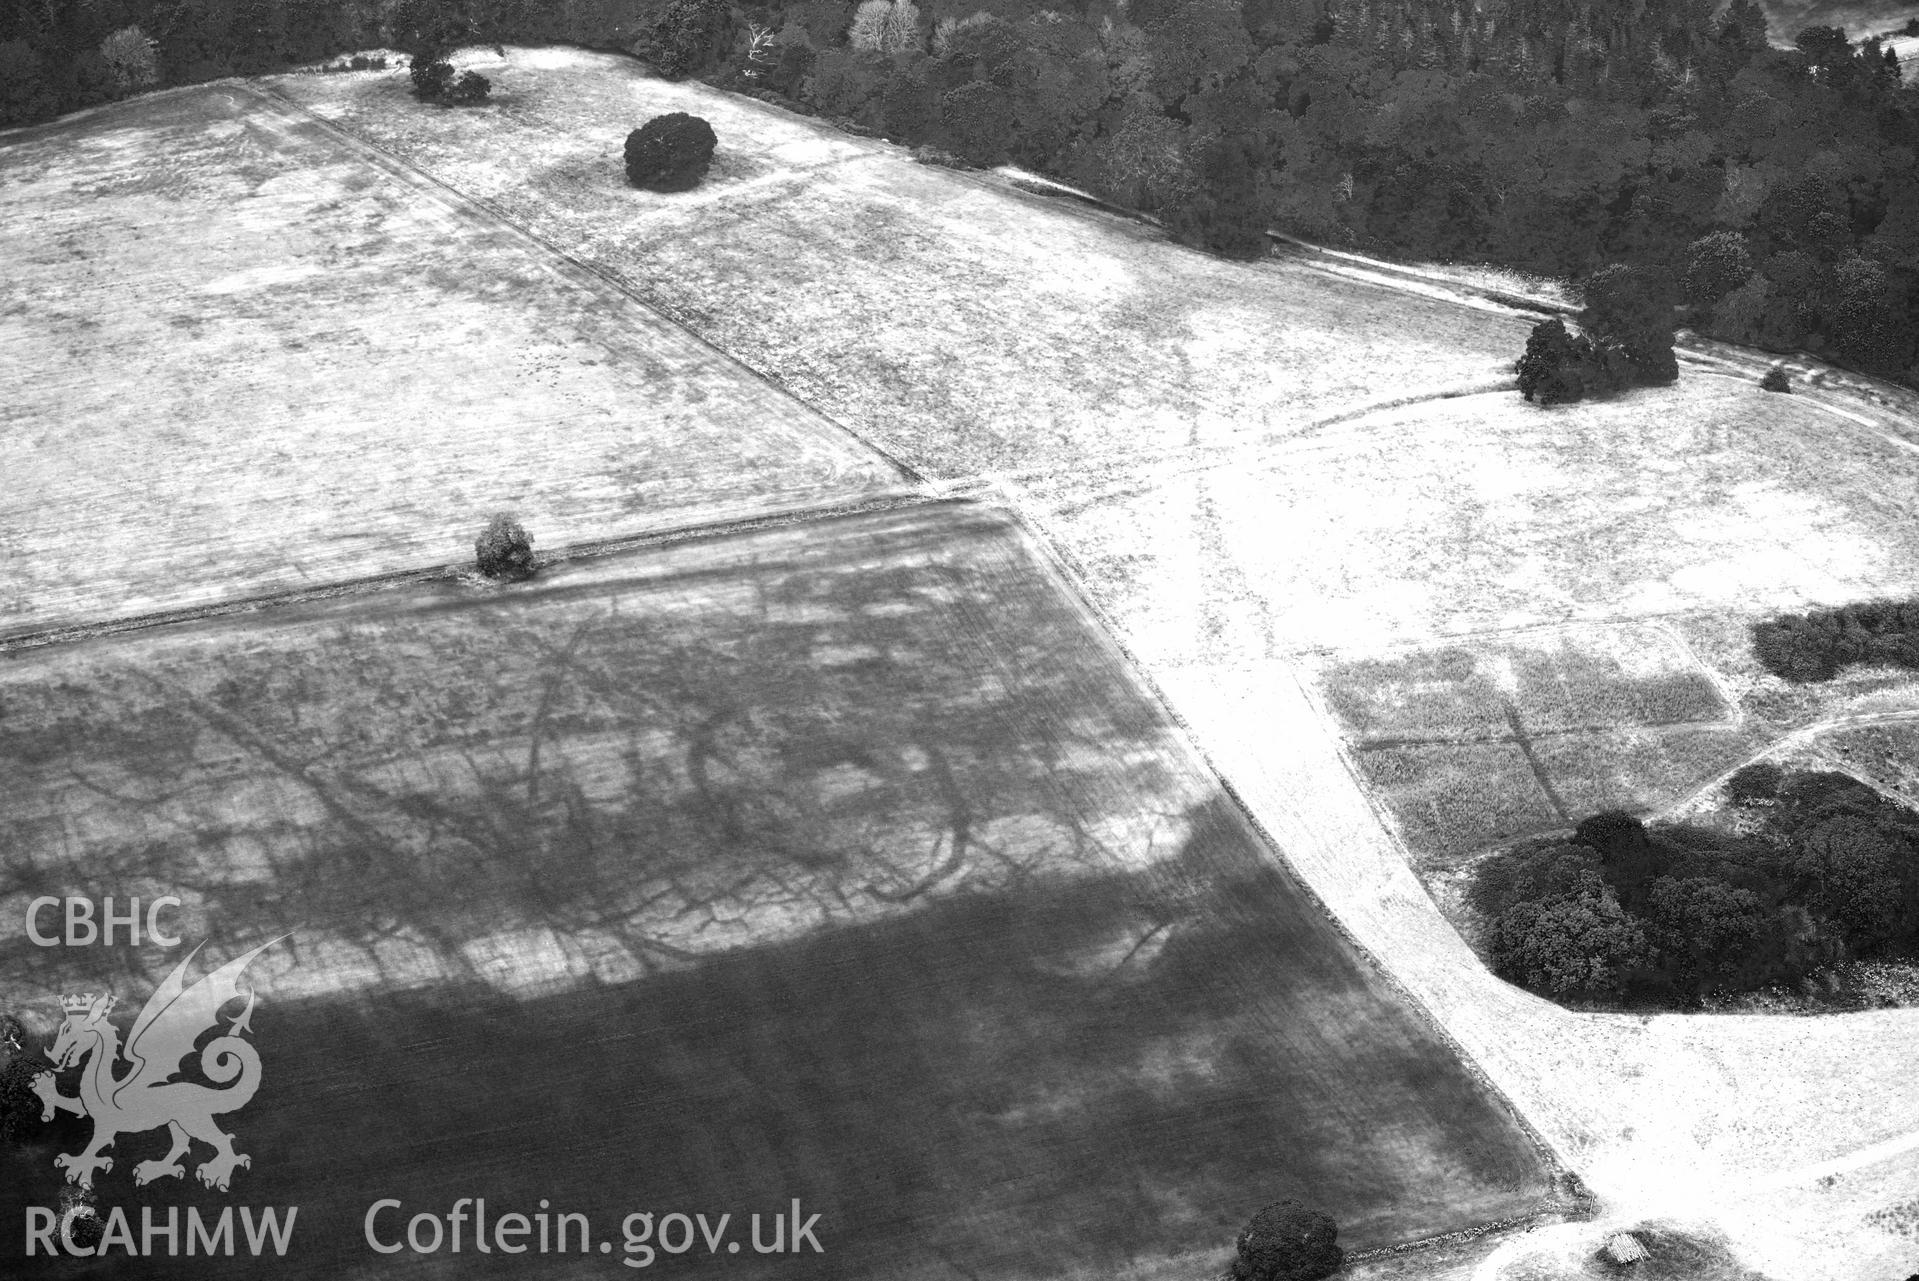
[31,938,283,1192]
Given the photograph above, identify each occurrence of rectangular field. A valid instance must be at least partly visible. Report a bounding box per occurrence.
[0,85,904,636]
[1529,726,1764,822]
[1353,742,1566,863]
[0,503,1554,1278]
[1316,624,1733,747]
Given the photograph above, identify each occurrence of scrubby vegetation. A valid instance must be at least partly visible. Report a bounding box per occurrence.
[625,112,718,190]
[1470,769,1919,1005]
[1231,1201,1342,1281]
[1751,597,1919,682]
[1760,365,1792,392]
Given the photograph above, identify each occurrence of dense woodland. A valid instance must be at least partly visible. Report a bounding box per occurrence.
[3,0,1917,385]
[1474,768,1919,1005]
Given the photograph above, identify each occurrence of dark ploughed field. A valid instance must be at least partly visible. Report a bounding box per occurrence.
[0,503,1554,1278]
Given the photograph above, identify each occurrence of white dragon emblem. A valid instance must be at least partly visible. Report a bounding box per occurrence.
[32,938,283,1192]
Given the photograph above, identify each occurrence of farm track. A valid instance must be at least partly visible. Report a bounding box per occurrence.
[1661,706,1919,819]
[0,487,945,655]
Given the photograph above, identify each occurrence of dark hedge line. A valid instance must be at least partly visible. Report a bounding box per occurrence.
[4,0,1917,388]
[1472,768,1919,1006]
[1752,597,1919,682]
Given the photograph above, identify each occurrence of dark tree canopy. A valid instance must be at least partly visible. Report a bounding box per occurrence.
[1232,1200,1342,1281]
[1577,263,1678,386]
[1164,134,1275,260]
[1684,232,1754,310]
[1488,886,1653,997]
[1475,762,1919,1006]
[1515,318,1591,404]
[389,0,507,103]
[625,113,720,192]
[1467,842,1604,918]
[474,514,535,579]
[1573,810,1652,860]
[1724,761,1784,805]
[637,0,736,80]
[1752,598,1919,683]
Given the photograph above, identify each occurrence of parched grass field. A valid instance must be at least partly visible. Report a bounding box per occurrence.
[263,49,1529,483]
[1351,726,1763,864]
[0,84,905,636]
[0,505,1556,1278]
[1307,625,1740,859]
[1026,378,1919,669]
[1316,624,1733,746]
[1356,743,1564,862]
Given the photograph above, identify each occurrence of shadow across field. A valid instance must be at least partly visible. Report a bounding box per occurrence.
[4,798,1552,1280]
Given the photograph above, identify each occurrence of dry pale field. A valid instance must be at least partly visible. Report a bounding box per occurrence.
[0,84,906,637]
[264,49,1529,484]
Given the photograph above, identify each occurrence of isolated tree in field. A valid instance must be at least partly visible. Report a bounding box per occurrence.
[1232,1201,1342,1281]
[1760,366,1792,393]
[475,514,535,579]
[411,58,455,99]
[625,114,719,191]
